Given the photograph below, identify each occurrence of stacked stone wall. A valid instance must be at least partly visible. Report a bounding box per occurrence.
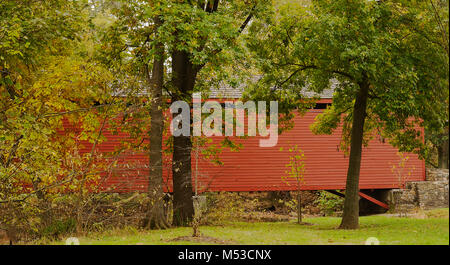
[388,168,449,211]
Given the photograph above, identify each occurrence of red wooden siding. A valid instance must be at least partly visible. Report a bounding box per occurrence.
[194,109,424,192]
[61,107,425,193]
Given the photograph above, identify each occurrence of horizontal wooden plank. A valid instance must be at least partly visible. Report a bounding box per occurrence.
[60,108,425,193]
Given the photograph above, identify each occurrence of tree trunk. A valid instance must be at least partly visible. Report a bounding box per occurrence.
[172,135,195,226]
[339,75,369,230]
[437,128,449,169]
[297,191,302,224]
[143,16,170,230]
[171,49,198,226]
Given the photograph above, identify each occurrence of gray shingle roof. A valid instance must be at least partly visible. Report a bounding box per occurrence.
[208,78,337,99]
[113,77,337,99]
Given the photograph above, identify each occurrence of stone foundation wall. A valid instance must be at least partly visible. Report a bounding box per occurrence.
[426,168,449,182]
[388,168,449,211]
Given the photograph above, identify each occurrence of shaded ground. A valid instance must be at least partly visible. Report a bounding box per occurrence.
[45,208,449,245]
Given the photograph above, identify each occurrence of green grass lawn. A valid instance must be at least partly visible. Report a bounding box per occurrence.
[51,208,449,245]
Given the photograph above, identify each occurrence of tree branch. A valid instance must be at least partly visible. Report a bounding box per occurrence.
[275,65,317,88]
[238,5,256,33]
[331,70,355,81]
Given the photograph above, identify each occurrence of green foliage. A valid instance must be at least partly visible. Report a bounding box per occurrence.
[315,191,344,216]
[391,152,416,188]
[0,1,131,239]
[203,192,263,224]
[0,193,151,241]
[248,0,449,159]
[98,0,271,93]
[41,218,77,239]
[282,145,306,187]
[203,192,248,224]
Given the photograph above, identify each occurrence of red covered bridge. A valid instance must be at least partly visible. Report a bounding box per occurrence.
[61,88,425,211]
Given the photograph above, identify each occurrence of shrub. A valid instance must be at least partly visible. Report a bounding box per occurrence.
[0,192,150,243]
[203,192,259,224]
[41,218,76,239]
[314,191,344,216]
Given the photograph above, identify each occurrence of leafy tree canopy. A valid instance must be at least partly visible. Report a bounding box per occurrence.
[247,0,449,158]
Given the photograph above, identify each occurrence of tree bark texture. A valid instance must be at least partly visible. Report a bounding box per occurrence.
[171,49,198,226]
[144,16,170,230]
[339,75,369,229]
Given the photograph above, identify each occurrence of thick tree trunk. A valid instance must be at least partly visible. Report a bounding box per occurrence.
[339,75,369,230]
[171,50,198,226]
[143,16,170,230]
[172,135,195,226]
